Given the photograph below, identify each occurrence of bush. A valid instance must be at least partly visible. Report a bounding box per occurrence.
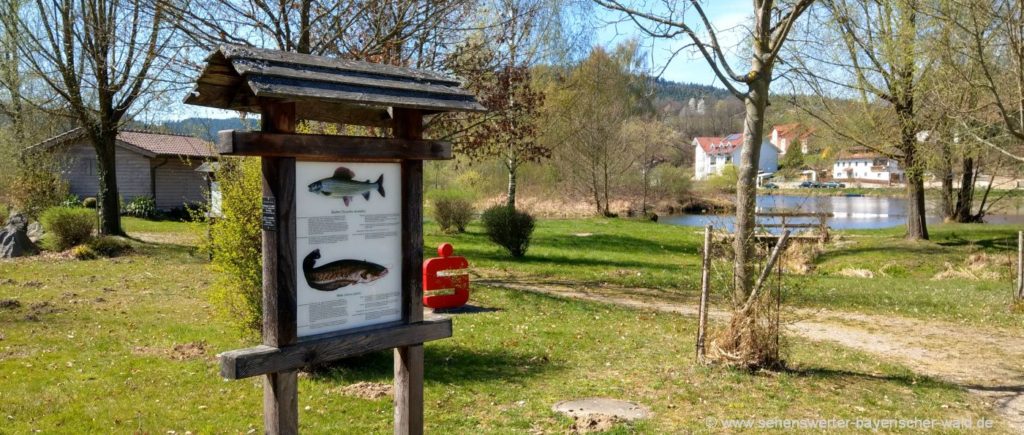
[123,196,157,219]
[429,189,475,233]
[6,154,70,219]
[207,158,263,336]
[651,164,692,201]
[41,207,95,250]
[70,244,98,260]
[481,205,534,257]
[82,197,97,208]
[705,164,739,193]
[87,236,132,257]
[59,194,82,208]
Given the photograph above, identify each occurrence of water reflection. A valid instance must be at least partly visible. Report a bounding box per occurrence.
[660,194,1024,231]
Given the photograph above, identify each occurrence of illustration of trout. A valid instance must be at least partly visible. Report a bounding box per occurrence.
[302,249,388,291]
[307,166,385,206]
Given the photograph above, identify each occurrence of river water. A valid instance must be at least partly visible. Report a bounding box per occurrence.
[660,194,1024,231]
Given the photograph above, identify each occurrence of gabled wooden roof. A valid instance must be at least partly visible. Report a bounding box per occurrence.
[184,45,485,126]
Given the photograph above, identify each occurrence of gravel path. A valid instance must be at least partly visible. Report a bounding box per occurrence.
[481,280,1024,431]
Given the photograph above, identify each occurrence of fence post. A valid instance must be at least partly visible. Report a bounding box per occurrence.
[1018,231,1023,299]
[696,225,712,363]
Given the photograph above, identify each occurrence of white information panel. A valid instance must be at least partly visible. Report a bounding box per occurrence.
[295,161,402,338]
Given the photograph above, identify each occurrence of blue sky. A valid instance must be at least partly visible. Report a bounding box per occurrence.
[163,0,750,121]
[593,0,750,86]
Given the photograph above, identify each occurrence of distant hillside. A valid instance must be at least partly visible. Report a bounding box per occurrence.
[161,117,257,141]
[652,78,733,102]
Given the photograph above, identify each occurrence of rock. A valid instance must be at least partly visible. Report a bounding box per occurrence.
[26,222,43,242]
[0,213,38,258]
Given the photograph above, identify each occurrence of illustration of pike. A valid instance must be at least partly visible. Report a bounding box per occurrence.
[307,166,385,206]
[302,249,388,291]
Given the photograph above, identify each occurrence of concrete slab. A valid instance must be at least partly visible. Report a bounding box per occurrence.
[552,398,651,421]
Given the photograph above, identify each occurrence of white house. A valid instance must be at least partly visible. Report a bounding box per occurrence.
[693,133,780,180]
[770,123,812,155]
[832,150,905,184]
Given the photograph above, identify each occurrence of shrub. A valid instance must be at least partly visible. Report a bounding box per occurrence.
[59,194,81,208]
[123,196,157,219]
[429,189,475,233]
[40,205,95,248]
[650,164,692,201]
[6,154,70,219]
[87,236,132,257]
[705,164,739,193]
[40,207,95,250]
[71,244,98,260]
[207,158,263,336]
[82,197,97,208]
[481,205,534,257]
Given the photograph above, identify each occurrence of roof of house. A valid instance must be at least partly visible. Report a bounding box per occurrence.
[694,133,781,155]
[183,44,485,126]
[771,123,813,143]
[27,128,216,158]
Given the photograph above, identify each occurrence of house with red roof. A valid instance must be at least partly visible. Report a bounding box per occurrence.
[27,128,218,209]
[693,133,780,180]
[831,148,905,184]
[769,123,813,155]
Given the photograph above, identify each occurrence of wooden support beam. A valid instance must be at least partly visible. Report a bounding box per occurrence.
[220,318,453,379]
[217,130,452,160]
[696,225,711,363]
[261,102,299,435]
[394,108,425,435]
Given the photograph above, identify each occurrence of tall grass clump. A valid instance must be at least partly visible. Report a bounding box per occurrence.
[429,189,475,233]
[40,207,95,250]
[481,205,534,257]
[206,158,263,336]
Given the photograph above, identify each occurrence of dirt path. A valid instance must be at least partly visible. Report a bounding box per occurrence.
[481,280,1024,431]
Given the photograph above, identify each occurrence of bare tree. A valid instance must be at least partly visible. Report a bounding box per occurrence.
[5,0,176,235]
[170,0,474,67]
[787,0,933,239]
[594,0,814,305]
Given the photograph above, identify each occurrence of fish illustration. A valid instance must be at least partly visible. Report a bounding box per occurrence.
[308,166,385,206]
[302,249,388,291]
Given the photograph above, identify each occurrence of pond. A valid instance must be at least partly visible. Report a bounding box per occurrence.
[660,194,1024,231]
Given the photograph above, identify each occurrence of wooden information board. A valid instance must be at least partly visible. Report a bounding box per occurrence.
[184,44,485,435]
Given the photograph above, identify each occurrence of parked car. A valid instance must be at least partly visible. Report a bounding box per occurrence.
[798,181,822,188]
[762,182,780,189]
[821,181,846,188]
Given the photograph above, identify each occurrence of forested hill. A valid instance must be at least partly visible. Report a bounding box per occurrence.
[154,80,730,140]
[652,78,733,102]
[160,117,257,141]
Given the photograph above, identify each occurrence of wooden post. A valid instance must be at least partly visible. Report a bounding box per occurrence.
[261,102,299,435]
[1018,231,1023,299]
[393,108,425,435]
[696,225,712,363]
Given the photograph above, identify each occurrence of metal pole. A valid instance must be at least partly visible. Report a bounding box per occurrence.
[696,225,712,362]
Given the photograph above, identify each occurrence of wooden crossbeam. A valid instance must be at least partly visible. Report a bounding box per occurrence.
[758,223,826,229]
[219,317,452,380]
[217,130,452,160]
[755,212,834,218]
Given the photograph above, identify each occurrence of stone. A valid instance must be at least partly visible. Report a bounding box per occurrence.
[552,397,651,422]
[0,213,38,258]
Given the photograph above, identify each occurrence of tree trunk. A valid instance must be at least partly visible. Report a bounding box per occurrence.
[939,145,955,220]
[506,161,517,209]
[953,157,975,222]
[94,132,124,236]
[733,75,769,305]
[896,101,927,240]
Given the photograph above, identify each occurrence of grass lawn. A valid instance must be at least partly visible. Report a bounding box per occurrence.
[426,218,1023,329]
[0,218,1010,432]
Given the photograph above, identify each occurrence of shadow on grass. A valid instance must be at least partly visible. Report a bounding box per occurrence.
[814,244,951,264]
[784,366,965,392]
[306,344,557,385]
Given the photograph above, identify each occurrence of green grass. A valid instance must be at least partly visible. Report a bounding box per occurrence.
[426,218,1024,328]
[0,217,1005,432]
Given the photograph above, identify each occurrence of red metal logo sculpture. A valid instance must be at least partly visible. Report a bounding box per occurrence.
[423,243,469,309]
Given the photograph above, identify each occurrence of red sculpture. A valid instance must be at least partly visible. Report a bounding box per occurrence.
[422,243,470,309]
